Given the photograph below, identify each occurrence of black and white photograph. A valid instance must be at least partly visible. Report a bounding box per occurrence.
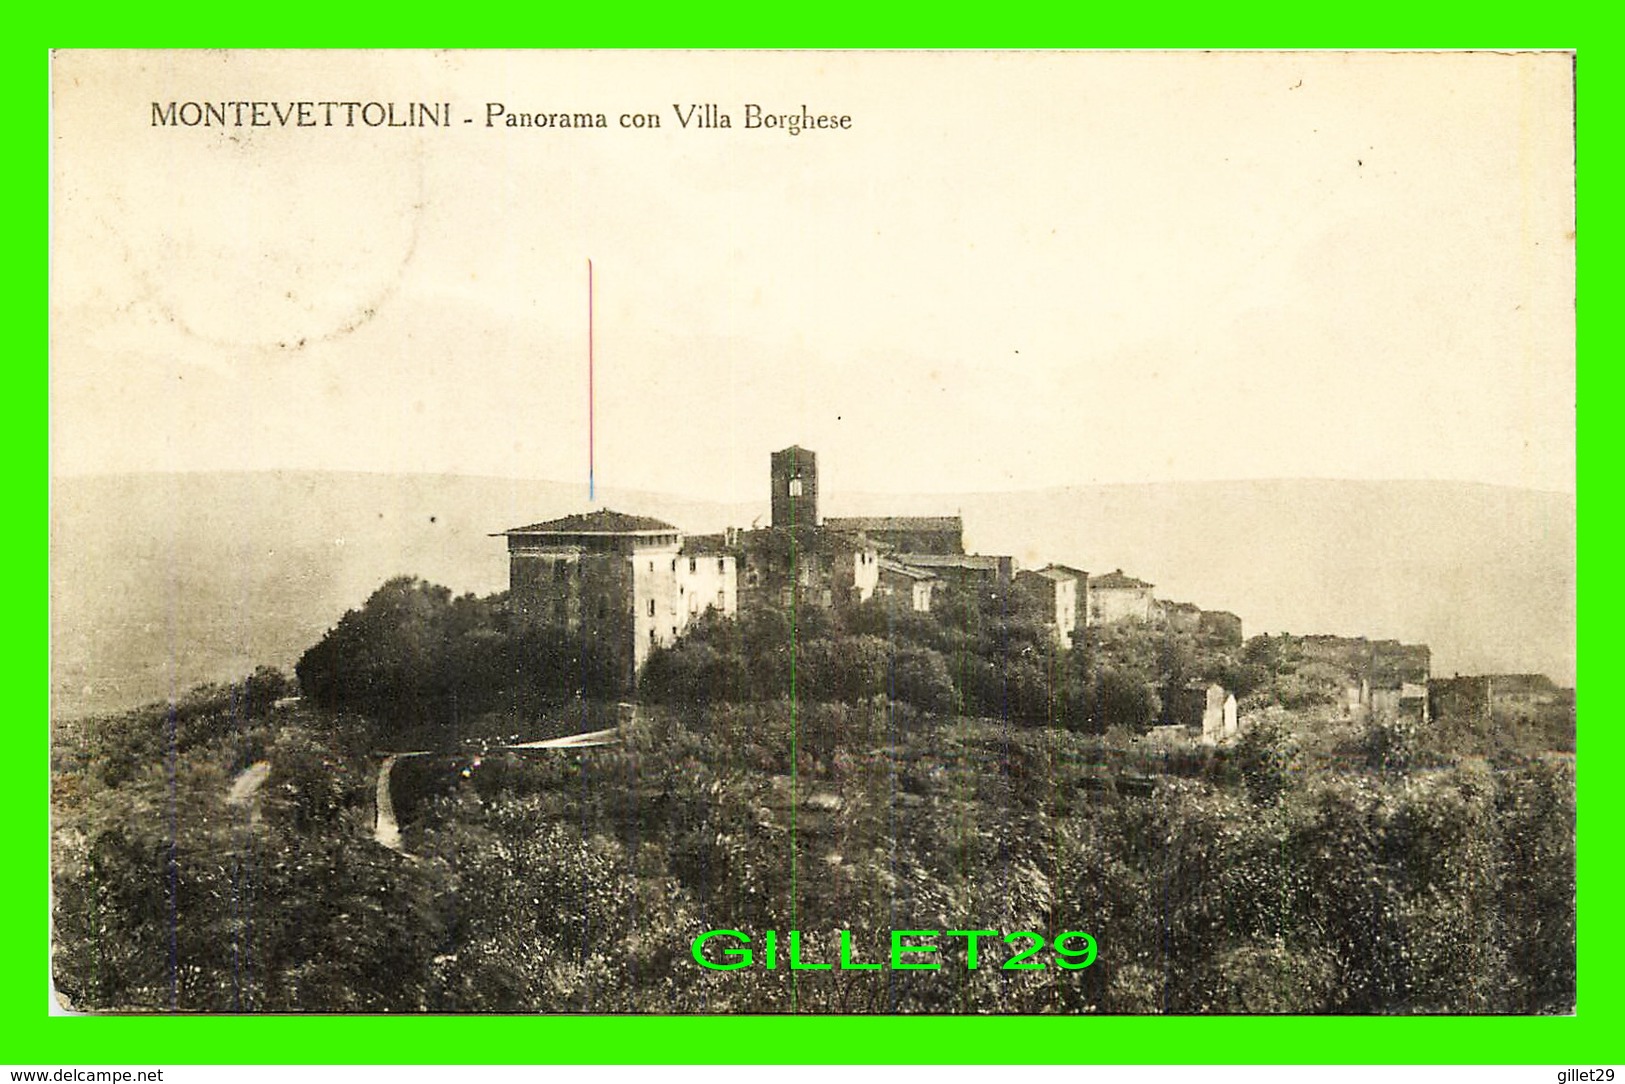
[49,49,1576,1014]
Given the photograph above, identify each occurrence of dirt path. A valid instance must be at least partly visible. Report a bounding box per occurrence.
[374,754,405,851]
[372,728,622,853]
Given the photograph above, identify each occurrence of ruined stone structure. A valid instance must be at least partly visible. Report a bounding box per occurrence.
[1165,681,1240,744]
[1297,635,1432,723]
[1160,599,1203,634]
[1429,673,1570,726]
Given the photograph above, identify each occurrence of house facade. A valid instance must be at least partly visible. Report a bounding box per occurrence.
[733,523,880,612]
[498,509,737,680]
[1087,569,1156,625]
[877,557,939,613]
[1013,566,1079,649]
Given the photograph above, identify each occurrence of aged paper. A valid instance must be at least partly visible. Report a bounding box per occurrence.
[50,50,1574,1014]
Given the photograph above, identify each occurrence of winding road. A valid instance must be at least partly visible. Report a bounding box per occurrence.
[371,728,622,854]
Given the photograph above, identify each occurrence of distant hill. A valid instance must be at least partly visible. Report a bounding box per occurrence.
[49,472,1574,717]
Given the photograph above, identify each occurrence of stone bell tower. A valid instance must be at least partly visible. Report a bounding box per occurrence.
[770,446,818,529]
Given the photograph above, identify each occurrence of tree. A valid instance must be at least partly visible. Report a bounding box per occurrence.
[890,646,958,715]
[1232,716,1298,805]
[295,576,455,721]
[295,576,631,731]
[1091,666,1161,733]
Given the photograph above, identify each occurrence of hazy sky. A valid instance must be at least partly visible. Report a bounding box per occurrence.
[51,50,1575,503]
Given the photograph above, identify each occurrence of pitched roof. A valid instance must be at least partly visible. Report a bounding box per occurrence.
[1047,563,1090,579]
[823,515,963,533]
[1090,569,1153,590]
[892,553,1006,571]
[680,533,732,555]
[500,509,678,535]
[877,557,940,581]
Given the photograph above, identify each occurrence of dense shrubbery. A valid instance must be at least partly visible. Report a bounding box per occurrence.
[642,592,1199,734]
[292,575,1287,739]
[50,574,1577,1014]
[52,689,1576,1013]
[294,576,628,732]
[1232,716,1300,804]
[52,666,300,792]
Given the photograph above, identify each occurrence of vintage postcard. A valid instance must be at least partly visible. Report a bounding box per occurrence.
[49,50,1575,1014]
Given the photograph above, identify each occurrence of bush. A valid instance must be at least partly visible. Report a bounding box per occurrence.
[891,646,958,715]
[1364,712,1423,773]
[1085,667,1161,733]
[295,577,628,731]
[1233,716,1299,804]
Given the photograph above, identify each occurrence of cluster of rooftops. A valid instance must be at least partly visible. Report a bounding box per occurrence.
[496,501,1157,596]
[495,447,1217,644]
[489,450,1465,726]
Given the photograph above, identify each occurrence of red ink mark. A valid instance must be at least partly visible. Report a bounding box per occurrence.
[594,258,601,503]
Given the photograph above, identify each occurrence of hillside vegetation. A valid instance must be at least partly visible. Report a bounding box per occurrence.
[51,577,1575,1013]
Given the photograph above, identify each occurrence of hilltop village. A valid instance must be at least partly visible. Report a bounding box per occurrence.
[54,447,1576,1015]
[496,446,1436,743]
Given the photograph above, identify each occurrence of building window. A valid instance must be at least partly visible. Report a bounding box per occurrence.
[671,626,678,638]
[649,560,655,572]
[671,559,677,571]
[789,477,803,497]
[689,557,697,573]
[716,590,726,609]
[650,629,656,644]
[648,599,656,617]
[717,558,726,573]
